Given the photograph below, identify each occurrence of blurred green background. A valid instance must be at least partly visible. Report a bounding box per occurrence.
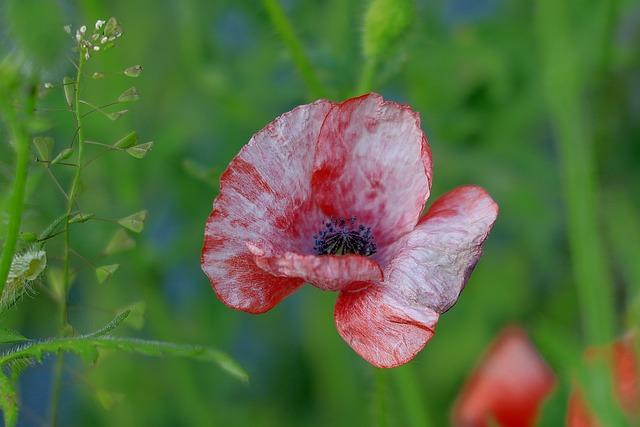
[1,0,639,425]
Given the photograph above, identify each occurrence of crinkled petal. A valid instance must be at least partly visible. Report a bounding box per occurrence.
[312,93,432,248]
[334,186,497,367]
[249,245,383,291]
[452,327,556,427]
[334,286,439,368]
[379,185,499,314]
[201,100,334,313]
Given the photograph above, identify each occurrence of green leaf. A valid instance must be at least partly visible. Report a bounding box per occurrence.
[104,17,122,38]
[125,142,154,159]
[117,210,147,233]
[96,264,119,284]
[107,109,128,121]
[62,76,74,107]
[104,229,135,255]
[113,131,137,149]
[116,302,146,330]
[51,147,73,165]
[0,313,248,382]
[118,86,140,103]
[123,65,143,77]
[0,328,27,344]
[33,136,53,161]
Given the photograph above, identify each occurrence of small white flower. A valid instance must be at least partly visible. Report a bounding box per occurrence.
[108,36,116,42]
[80,25,87,34]
[93,46,100,51]
[75,30,82,42]
[95,19,106,30]
[43,83,53,89]
[85,52,90,60]
[101,36,108,44]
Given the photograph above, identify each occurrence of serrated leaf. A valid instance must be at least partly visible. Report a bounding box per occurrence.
[108,109,128,121]
[113,131,137,149]
[0,312,248,382]
[33,136,53,161]
[104,229,135,255]
[117,210,147,233]
[125,142,153,159]
[117,87,140,103]
[0,328,27,344]
[96,264,119,284]
[86,310,130,338]
[123,65,143,77]
[69,212,94,224]
[63,76,74,107]
[116,302,145,330]
[51,148,73,165]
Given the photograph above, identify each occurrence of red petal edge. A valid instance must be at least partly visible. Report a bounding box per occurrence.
[201,100,333,313]
[334,286,439,368]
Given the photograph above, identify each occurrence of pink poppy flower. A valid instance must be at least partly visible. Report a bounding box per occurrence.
[452,326,556,427]
[201,93,498,367]
[567,334,639,426]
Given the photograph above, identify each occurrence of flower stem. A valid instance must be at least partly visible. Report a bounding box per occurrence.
[0,82,36,297]
[536,0,623,424]
[393,365,431,427]
[357,58,377,95]
[372,368,388,427]
[261,0,328,99]
[49,51,86,427]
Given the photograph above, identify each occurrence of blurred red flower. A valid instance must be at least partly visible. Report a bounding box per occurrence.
[201,93,498,367]
[567,334,639,426]
[452,326,556,427]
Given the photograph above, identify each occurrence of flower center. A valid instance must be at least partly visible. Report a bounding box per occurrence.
[313,217,376,256]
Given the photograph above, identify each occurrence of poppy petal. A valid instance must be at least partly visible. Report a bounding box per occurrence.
[378,185,499,314]
[334,286,439,368]
[201,100,334,313]
[452,327,556,427]
[312,93,432,248]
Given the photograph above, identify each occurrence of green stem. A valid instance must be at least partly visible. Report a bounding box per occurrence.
[49,51,86,427]
[372,368,388,427]
[357,58,377,95]
[261,0,328,99]
[0,84,34,297]
[536,0,623,425]
[393,365,431,427]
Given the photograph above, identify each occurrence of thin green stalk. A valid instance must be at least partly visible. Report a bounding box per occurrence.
[0,87,33,296]
[393,365,431,427]
[49,51,86,427]
[372,368,389,427]
[261,0,328,99]
[536,0,623,425]
[357,59,377,95]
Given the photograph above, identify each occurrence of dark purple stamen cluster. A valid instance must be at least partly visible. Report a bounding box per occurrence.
[313,217,376,256]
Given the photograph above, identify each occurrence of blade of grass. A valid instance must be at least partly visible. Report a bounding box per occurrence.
[261,0,328,99]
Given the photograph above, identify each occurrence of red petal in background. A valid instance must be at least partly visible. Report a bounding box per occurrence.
[452,326,556,427]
